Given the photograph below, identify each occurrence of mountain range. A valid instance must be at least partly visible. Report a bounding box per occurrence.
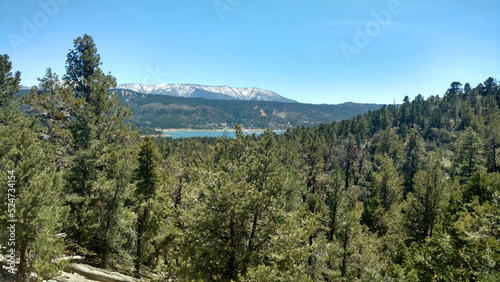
[114,83,297,103]
[16,83,384,130]
[115,90,383,130]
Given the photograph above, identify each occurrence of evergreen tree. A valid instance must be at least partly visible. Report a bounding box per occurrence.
[179,127,316,280]
[329,186,383,281]
[484,98,500,173]
[403,158,449,243]
[0,113,69,281]
[24,68,76,168]
[64,34,116,101]
[455,179,500,280]
[0,54,21,107]
[338,135,360,189]
[63,34,136,268]
[363,154,404,235]
[133,136,172,275]
[457,127,484,178]
[462,171,500,205]
[402,127,424,194]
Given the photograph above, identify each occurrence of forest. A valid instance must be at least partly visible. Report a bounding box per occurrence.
[114,89,383,131]
[1,34,499,281]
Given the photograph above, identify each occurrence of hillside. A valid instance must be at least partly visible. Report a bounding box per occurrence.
[115,89,383,129]
[115,83,297,103]
[4,43,500,281]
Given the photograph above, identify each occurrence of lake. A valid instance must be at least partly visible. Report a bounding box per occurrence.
[163,130,285,139]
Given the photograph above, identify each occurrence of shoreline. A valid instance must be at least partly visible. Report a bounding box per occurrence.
[160,128,286,132]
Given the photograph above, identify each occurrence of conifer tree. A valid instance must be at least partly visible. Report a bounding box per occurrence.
[63,34,136,268]
[402,127,424,194]
[338,136,360,189]
[23,68,76,168]
[0,54,21,107]
[455,180,500,280]
[457,127,484,179]
[363,154,404,235]
[404,158,449,243]
[133,136,171,274]
[0,112,69,281]
[484,98,500,173]
[179,127,315,280]
[329,186,383,280]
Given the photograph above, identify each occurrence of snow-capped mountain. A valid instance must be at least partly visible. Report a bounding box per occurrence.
[114,83,297,103]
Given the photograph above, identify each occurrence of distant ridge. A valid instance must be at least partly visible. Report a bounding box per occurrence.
[114,83,297,103]
[117,90,384,130]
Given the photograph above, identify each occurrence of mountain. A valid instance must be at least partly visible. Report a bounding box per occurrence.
[114,83,297,103]
[115,89,384,130]
[15,86,32,97]
[16,84,384,130]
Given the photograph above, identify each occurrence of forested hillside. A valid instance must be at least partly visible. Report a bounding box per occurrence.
[114,90,383,130]
[1,35,500,281]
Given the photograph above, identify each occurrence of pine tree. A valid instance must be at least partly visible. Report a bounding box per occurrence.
[363,154,404,235]
[403,157,449,243]
[455,177,500,280]
[402,127,424,194]
[23,68,76,168]
[179,127,316,280]
[1,57,68,280]
[0,54,21,107]
[457,127,484,179]
[0,115,69,281]
[484,98,500,173]
[133,136,171,275]
[63,34,136,268]
[338,136,360,189]
[329,186,383,281]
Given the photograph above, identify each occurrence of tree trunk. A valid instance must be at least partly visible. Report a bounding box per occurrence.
[341,225,348,278]
[226,213,236,281]
[66,263,140,282]
[16,239,28,282]
[345,162,350,189]
[243,211,259,271]
[135,211,145,275]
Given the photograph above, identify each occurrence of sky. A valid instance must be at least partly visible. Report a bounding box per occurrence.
[1,0,499,104]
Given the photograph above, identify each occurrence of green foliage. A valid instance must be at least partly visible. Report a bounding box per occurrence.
[176,128,315,280]
[455,181,500,280]
[59,34,138,269]
[135,136,161,200]
[64,34,116,101]
[404,157,449,243]
[0,54,21,107]
[133,136,175,275]
[457,127,485,179]
[0,115,69,280]
[363,154,403,235]
[3,36,500,281]
[23,68,76,168]
[116,89,384,130]
[402,127,424,194]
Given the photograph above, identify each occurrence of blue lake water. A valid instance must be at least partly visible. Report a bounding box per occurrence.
[163,130,285,139]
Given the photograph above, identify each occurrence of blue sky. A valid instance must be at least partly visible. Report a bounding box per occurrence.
[1,0,499,104]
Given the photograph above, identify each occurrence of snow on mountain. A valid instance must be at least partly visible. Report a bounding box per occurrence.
[114,83,297,103]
